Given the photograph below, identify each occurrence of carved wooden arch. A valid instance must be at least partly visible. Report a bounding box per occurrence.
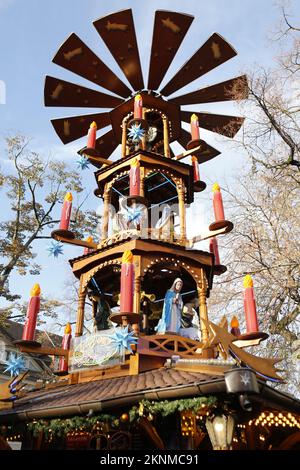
[81,259,122,293]
[141,255,207,291]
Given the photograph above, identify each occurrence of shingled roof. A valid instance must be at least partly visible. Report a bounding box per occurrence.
[1,367,299,423]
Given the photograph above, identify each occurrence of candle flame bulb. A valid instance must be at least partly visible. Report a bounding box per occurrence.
[122,250,133,264]
[131,158,140,168]
[89,121,97,129]
[230,316,239,328]
[191,113,198,122]
[30,283,41,297]
[64,192,73,202]
[135,94,142,101]
[212,183,221,192]
[243,274,253,288]
[64,322,72,334]
[86,236,93,243]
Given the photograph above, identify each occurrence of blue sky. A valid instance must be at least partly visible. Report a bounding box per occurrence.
[0,0,288,331]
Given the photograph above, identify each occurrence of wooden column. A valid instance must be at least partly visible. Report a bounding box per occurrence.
[141,108,147,151]
[75,276,86,337]
[162,115,170,158]
[140,166,145,197]
[198,269,209,343]
[121,117,127,158]
[177,181,186,241]
[133,256,142,335]
[101,185,111,241]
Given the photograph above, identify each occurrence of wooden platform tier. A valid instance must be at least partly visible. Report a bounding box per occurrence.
[94,149,194,208]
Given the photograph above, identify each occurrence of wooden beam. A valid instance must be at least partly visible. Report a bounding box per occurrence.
[18,344,68,358]
[174,146,201,161]
[51,233,98,249]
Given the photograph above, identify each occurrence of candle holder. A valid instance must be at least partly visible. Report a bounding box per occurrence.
[193,180,207,192]
[209,220,234,232]
[186,138,202,151]
[109,312,141,326]
[126,195,148,207]
[213,264,227,275]
[51,229,75,240]
[79,147,101,158]
[94,188,102,198]
[235,332,268,341]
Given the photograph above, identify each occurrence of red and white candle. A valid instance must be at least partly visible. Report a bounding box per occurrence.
[209,237,220,266]
[87,121,97,149]
[120,250,134,313]
[59,192,73,231]
[190,113,200,141]
[134,94,143,119]
[22,284,41,341]
[84,236,94,255]
[243,275,259,333]
[212,183,225,222]
[58,322,72,373]
[129,158,140,196]
[191,156,200,182]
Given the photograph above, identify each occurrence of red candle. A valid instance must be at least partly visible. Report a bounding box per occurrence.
[120,250,134,313]
[212,183,225,221]
[87,121,97,149]
[58,322,72,373]
[209,237,220,265]
[84,236,94,255]
[134,94,143,119]
[191,156,200,182]
[59,192,73,231]
[129,158,140,196]
[243,275,259,333]
[190,114,200,141]
[22,284,41,341]
[230,316,241,337]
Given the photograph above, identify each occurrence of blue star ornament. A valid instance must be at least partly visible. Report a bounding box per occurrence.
[127,124,145,142]
[109,326,138,354]
[47,241,64,258]
[4,353,26,377]
[76,155,90,170]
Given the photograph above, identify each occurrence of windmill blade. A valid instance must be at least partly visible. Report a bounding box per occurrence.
[52,33,131,98]
[44,76,124,108]
[93,9,144,91]
[170,75,249,105]
[177,128,220,162]
[160,33,237,96]
[95,129,119,157]
[181,111,244,138]
[51,112,111,144]
[147,11,194,90]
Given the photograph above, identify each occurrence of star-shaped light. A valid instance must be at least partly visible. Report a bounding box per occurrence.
[127,123,145,142]
[4,353,26,377]
[240,373,251,386]
[109,326,138,353]
[76,155,90,170]
[47,241,64,258]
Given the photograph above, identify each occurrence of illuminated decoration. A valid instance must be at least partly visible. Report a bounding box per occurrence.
[68,329,126,373]
[230,316,241,336]
[134,94,143,119]
[87,121,97,149]
[251,411,300,429]
[206,413,235,450]
[59,192,73,231]
[47,241,64,257]
[4,354,26,377]
[76,155,90,170]
[127,123,145,142]
[109,326,137,353]
[22,284,41,342]
[120,251,134,313]
[180,411,196,437]
[190,113,200,140]
[243,275,259,333]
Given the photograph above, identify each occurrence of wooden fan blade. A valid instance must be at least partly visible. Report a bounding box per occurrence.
[52,33,131,98]
[51,112,111,144]
[170,75,249,105]
[95,129,119,158]
[177,128,220,163]
[181,111,245,138]
[44,76,124,108]
[93,9,144,91]
[147,11,194,90]
[160,33,237,96]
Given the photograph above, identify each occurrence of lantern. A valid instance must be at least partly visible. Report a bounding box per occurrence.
[206,413,235,450]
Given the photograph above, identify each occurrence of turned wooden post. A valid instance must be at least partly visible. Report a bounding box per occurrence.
[140,166,145,197]
[162,115,170,158]
[133,257,142,335]
[75,277,86,337]
[101,185,111,241]
[121,116,127,158]
[198,269,209,343]
[177,181,186,241]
